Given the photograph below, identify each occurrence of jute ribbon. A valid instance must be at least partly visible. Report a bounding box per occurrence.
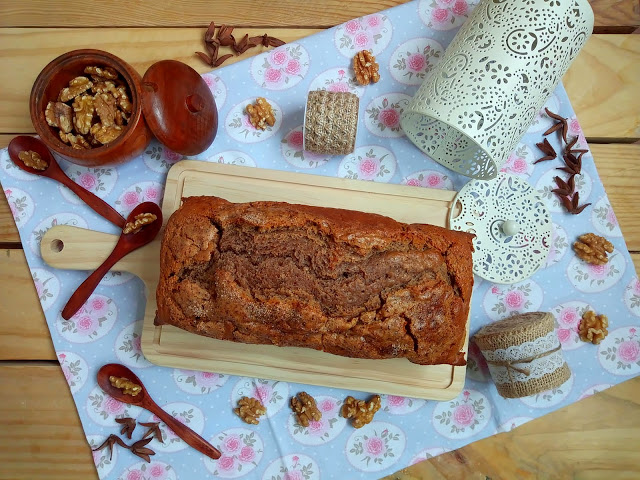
[485,344,562,384]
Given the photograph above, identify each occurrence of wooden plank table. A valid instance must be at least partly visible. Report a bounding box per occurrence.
[0,1,638,478]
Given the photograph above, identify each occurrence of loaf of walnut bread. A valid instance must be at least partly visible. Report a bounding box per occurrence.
[156,196,474,366]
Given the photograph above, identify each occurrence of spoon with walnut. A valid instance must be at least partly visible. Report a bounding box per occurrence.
[8,136,126,228]
[97,363,221,460]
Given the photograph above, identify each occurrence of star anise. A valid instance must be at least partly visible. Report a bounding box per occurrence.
[543,108,569,143]
[552,175,575,197]
[115,417,137,439]
[534,138,557,163]
[560,192,592,215]
[139,421,164,444]
[557,152,583,175]
[130,437,156,463]
[196,21,285,67]
[92,434,128,461]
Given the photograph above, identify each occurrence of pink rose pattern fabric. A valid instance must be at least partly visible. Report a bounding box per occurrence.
[0,2,638,478]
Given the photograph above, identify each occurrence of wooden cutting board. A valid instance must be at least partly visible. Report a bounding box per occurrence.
[41,160,470,400]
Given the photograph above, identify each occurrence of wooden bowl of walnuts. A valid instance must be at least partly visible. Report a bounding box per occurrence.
[30,49,218,167]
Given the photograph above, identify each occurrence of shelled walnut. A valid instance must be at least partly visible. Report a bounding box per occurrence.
[123,213,158,234]
[45,66,131,149]
[290,392,322,427]
[109,375,142,396]
[579,310,608,344]
[18,150,48,171]
[234,396,266,425]
[246,97,275,130]
[353,50,380,86]
[340,394,381,428]
[573,233,613,265]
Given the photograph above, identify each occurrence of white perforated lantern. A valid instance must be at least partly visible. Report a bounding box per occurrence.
[400,0,594,179]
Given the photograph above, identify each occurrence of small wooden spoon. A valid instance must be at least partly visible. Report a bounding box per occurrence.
[97,363,221,460]
[8,136,126,228]
[61,202,162,320]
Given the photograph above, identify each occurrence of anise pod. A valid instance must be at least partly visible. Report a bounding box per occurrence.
[233,34,250,54]
[115,417,137,439]
[217,25,236,47]
[267,36,286,47]
[139,421,164,444]
[92,434,128,461]
[214,54,234,67]
[195,51,213,67]
[569,192,591,215]
[130,437,156,463]
[534,138,557,164]
[552,176,573,196]
[557,152,582,175]
[543,108,568,143]
[204,21,217,43]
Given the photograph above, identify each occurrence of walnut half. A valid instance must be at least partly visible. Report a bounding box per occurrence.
[246,97,275,130]
[579,310,608,344]
[573,233,613,265]
[18,150,48,171]
[123,213,157,234]
[234,396,266,425]
[353,50,380,86]
[341,394,381,428]
[290,392,322,427]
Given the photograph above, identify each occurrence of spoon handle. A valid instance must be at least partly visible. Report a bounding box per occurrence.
[61,239,125,319]
[56,172,126,228]
[149,402,221,460]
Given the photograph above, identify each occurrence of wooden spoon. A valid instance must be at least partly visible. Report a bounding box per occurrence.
[8,135,126,228]
[97,363,221,460]
[61,202,162,319]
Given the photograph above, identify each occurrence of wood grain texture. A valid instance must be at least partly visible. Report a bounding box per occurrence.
[0,29,638,140]
[563,35,640,141]
[0,249,55,360]
[0,364,637,480]
[0,0,637,30]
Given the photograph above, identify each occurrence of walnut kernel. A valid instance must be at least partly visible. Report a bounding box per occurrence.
[18,150,48,171]
[94,92,118,127]
[573,233,613,265]
[579,310,608,344]
[353,50,380,86]
[59,76,93,102]
[109,375,142,396]
[234,396,266,425]
[45,101,73,133]
[84,65,119,80]
[72,95,95,135]
[123,213,158,234]
[90,123,123,145]
[59,130,91,149]
[340,394,381,428]
[246,97,275,130]
[290,392,322,427]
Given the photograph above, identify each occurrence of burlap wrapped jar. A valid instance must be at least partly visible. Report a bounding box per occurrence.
[303,90,358,155]
[473,312,571,399]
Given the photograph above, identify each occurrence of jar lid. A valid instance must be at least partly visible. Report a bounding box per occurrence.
[141,60,217,156]
[448,173,552,284]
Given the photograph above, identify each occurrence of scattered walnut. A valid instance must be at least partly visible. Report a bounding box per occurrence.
[353,50,380,86]
[340,394,381,428]
[84,65,119,80]
[123,213,158,234]
[59,130,91,149]
[234,396,266,425]
[18,150,48,171]
[94,92,118,127]
[290,392,322,427]
[59,76,93,102]
[573,233,613,265]
[45,101,73,133]
[109,375,142,396]
[579,310,609,344]
[90,123,123,145]
[72,95,95,135]
[246,97,275,130]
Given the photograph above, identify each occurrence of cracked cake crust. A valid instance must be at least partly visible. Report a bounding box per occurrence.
[155,196,474,366]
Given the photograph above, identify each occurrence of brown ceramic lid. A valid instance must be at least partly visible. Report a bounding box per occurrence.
[141,60,217,156]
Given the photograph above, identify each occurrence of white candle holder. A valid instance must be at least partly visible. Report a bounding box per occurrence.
[400,0,594,179]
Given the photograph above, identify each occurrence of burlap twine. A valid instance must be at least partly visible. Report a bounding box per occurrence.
[473,312,571,399]
[304,90,359,155]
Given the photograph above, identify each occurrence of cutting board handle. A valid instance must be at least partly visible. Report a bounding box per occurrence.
[40,225,160,283]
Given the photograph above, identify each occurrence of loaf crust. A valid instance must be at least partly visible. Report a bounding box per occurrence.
[156,196,474,366]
